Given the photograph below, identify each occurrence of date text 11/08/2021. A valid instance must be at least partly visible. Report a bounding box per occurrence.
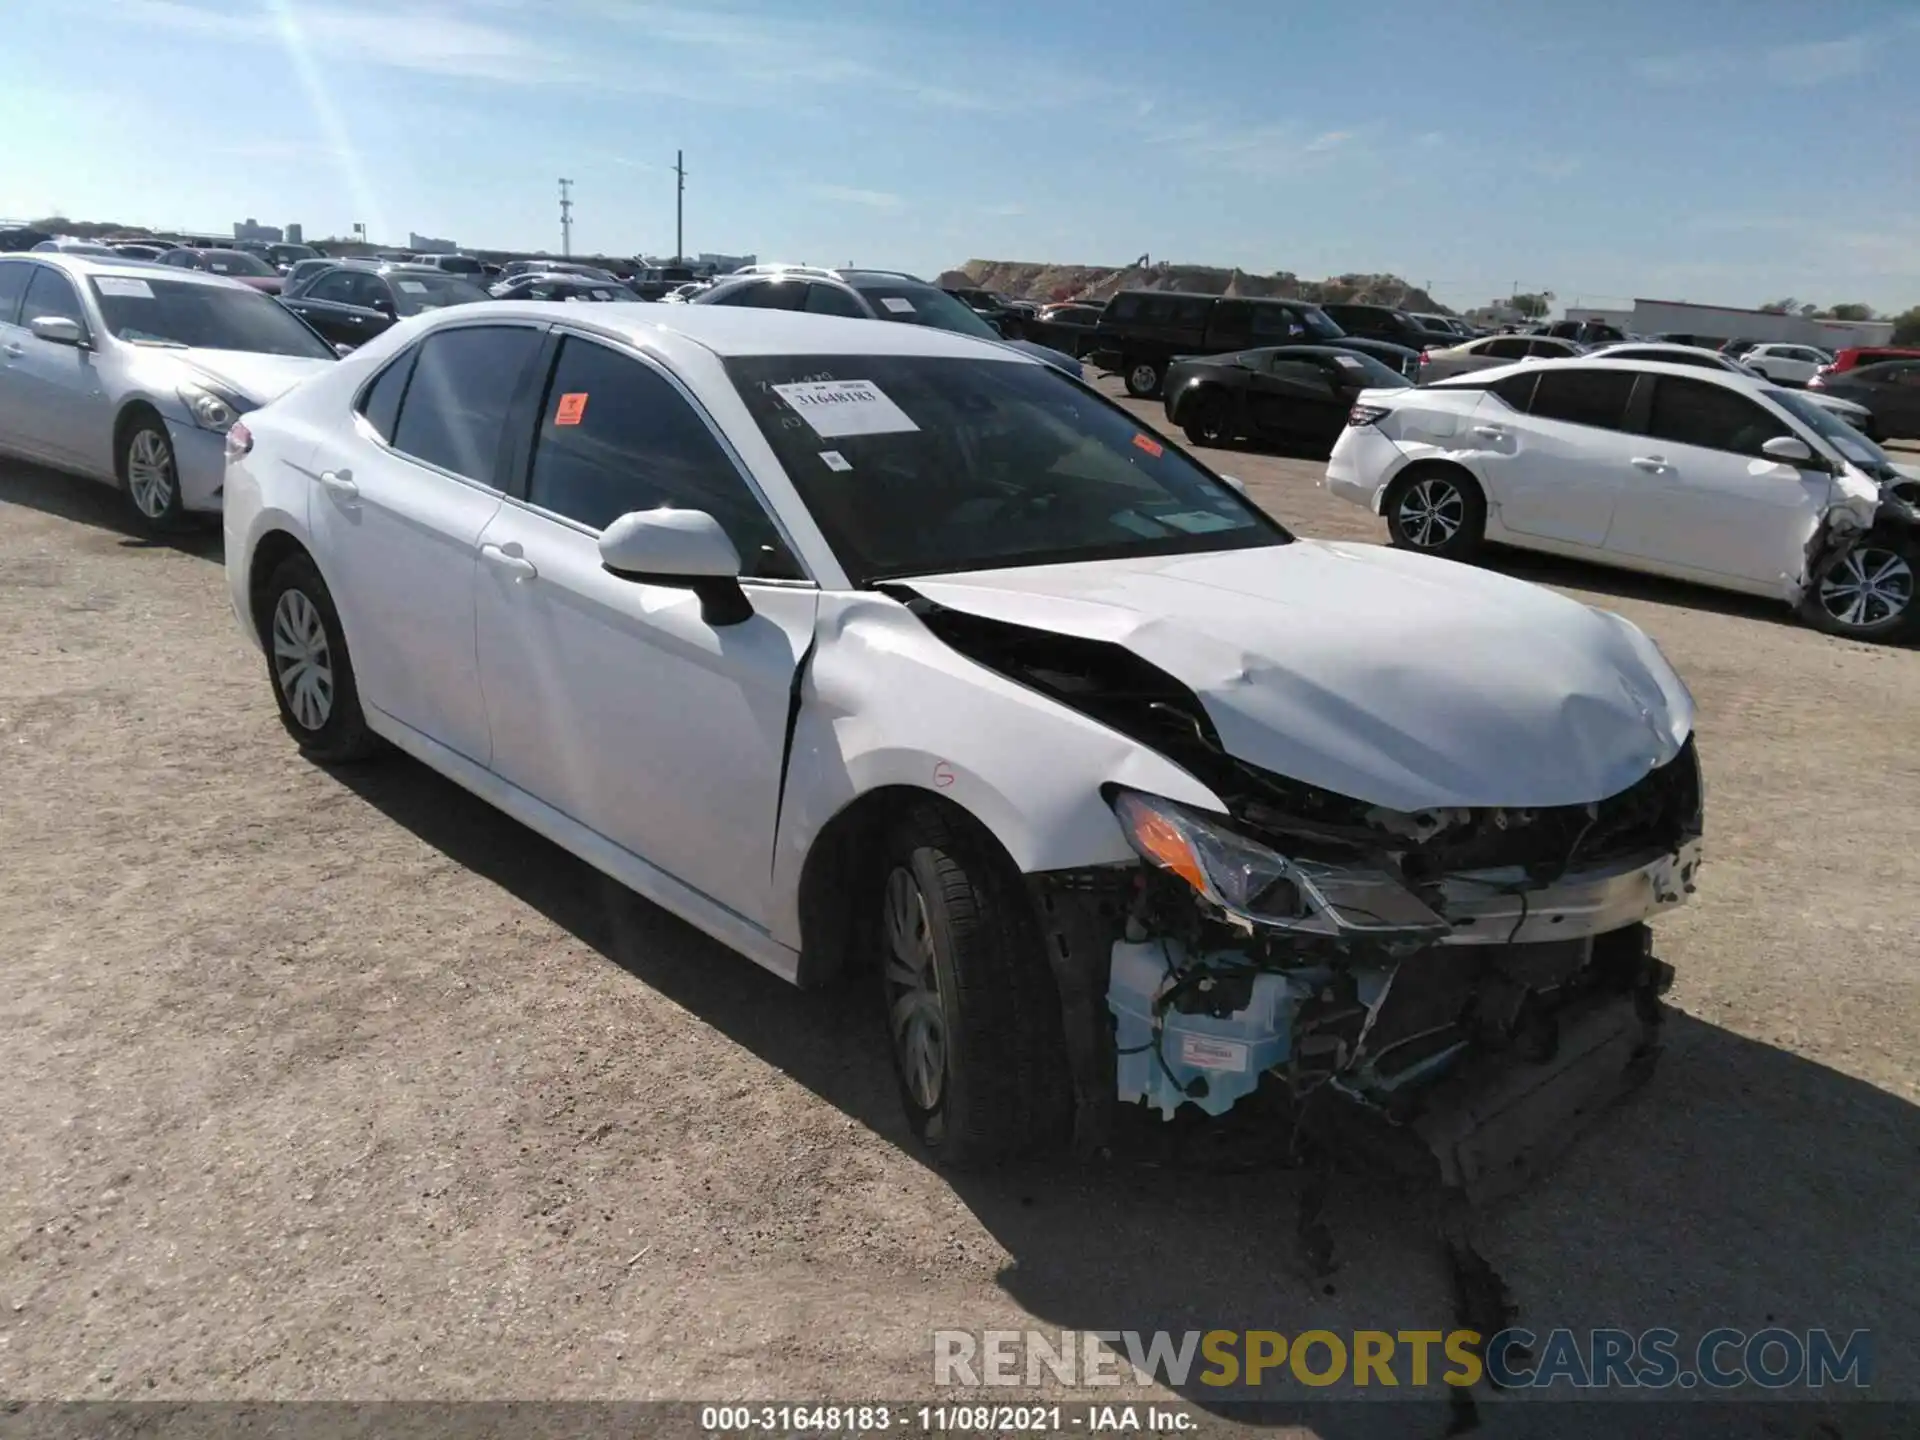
[701,1406,1194,1433]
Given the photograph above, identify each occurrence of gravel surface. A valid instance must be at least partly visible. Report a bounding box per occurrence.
[2,388,1916,1433]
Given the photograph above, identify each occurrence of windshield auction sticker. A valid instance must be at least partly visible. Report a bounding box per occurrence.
[773,380,921,438]
[96,277,154,298]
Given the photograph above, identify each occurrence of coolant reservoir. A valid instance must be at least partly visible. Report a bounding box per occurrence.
[1108,938,1314,1120]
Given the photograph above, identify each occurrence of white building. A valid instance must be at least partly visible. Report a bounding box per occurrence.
[409,232,458,253]
[1628,298,1893,350]
[233,217,283,242]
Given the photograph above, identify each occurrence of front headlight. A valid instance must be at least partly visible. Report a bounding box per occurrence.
[177,382,248,434]
[1108,790,1450,939]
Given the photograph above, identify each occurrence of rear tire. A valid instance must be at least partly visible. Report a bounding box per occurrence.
[1384,465,1487,562]
[1798,535,1919,642]
[876,803,1071,1168]
[1124,358,1163,398]
[1181,391,1234,447]
[261,553,381,763]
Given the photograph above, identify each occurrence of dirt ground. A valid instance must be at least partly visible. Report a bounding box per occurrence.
[2,381,1917,1433]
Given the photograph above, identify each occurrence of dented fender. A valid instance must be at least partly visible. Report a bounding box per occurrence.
[764,590,1227,951]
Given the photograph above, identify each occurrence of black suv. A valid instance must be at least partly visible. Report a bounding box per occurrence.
[1317,302,1460,351]
[1086,290,1420,397]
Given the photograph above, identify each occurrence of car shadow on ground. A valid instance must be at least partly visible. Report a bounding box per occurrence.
[336,756,1917,1438]
[0,460,222,559]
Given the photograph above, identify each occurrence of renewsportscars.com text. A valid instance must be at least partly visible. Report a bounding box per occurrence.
[933,1328,1872,1391]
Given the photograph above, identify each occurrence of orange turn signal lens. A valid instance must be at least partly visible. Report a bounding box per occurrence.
[1118,800,1209,895]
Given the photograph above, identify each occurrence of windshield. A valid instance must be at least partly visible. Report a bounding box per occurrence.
[1769,389,1894,474]
[1317,350,1412,387]
[268,244,319,263]
[89,276,334,357]
[389,273,491,314]
[848,283,999,340]
[725,353,1288,583]
[1296,307,1344,340]
[200,251,276,276]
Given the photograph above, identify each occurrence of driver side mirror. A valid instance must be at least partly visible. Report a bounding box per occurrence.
[598,508,753,626]
[1219,474,1247,493]
[371,297,396,317]
[29,315,85,347]
[1761,435,1815,465]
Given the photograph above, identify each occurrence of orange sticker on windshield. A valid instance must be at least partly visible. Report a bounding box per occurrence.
[554,392,588,426]
[1132,433,1164,458]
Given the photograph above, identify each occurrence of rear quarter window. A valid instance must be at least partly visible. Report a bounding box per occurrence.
[1104,293,1143,323]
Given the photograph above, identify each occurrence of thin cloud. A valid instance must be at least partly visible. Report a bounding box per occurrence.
[810,185,905,213]
[1764,36,1870,86]
[1635,30,1880,88]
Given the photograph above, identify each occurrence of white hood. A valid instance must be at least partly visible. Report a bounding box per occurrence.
[906,541,1695,813]
[180,349,335,406]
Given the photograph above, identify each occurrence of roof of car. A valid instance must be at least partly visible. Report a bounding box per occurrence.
[1,252,254,289]
[419,301,1038,362]
[1446,355,1782,390]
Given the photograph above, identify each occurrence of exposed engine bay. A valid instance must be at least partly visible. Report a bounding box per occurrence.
[906,592,1704,1201]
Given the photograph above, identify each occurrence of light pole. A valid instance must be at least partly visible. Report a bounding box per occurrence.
[559,178,574,257]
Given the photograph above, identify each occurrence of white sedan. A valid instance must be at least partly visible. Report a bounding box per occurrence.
[1740,343,1833,387]
[225,305,1703,1186]
[1327,357,1920,640]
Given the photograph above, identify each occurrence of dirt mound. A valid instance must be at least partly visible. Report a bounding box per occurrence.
[938,259,1449,315]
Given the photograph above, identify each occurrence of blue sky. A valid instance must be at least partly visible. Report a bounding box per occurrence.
[3,0,1916,314]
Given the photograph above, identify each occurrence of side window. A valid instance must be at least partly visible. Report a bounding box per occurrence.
[1527,369,1636,430]
[355,348,417,443]
[1173,297,1212,327]
[20,268,86,329]
[0,263,31,325]
[1105,293,1141,323]
[1887,365,1920,389]
[1483,337,1529,360]
[1250,305,1306,341]
[1525,339,1575,358]
[305,271,358,304]
[1139,296,1174,325]
[352,274,394,310]
[389,325,543,486]
[1644,376,1784,457]
[803,283,868,318]
[524,338,800,578]
[1488,371,1539,411]
[1209,300,1251,345]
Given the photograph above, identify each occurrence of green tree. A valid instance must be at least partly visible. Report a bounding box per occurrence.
[1824,302,1874,322]
[1511,290,1554,319]
[1759,298,1798,314]
[1891,307,1920,346]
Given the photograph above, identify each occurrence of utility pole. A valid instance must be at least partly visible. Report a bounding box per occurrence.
[558,178,574,257]
[673,150,687,263]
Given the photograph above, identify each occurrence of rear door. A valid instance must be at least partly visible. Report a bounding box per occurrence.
[1476,366,1640,547]
[0,261,36,454]
[1605,373,1828,584]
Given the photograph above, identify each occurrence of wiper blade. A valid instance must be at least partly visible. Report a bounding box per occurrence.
[128,337,189,349]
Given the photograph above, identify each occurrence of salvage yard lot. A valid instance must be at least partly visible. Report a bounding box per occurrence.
[3,378,1918,1424]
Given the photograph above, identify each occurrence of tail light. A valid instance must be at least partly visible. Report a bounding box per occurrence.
[1807,374,1825,389]
[1348,403,1392,427]
[225,420,253,462]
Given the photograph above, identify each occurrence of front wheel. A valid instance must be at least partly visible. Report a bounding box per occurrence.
[1124,359,1163,398]
[877,804,1070,1167]
[1384,466,1487,562]
[1799,536,1918,642]
[1181,391,1234,447]
[119,417,189,534]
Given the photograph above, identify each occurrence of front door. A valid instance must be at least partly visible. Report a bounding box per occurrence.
[1604,374,1830,584]
[283,270,390,349]
[472,332,817,926]
[8,266,113,469]
[306,322,546,764]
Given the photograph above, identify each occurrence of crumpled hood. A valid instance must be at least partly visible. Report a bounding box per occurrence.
[177,349,335,406]
[905,541,1695,813]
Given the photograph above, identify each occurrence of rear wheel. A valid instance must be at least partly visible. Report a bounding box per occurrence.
[1384,465,1487,562]
[1181,391,1234,447]
[1799,536,1918,642]
[261,553,381,763]
[877,804,1070,1167]
[1124,358,1163,398]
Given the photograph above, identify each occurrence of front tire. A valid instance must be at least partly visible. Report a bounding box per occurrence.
[261,553,381,763]
[877,804,1070,1167]
[1799,536,1918,642]
[1181,391,1234,447]
[118,416,189,535]
[1124,358,1163,398]
[1384,465,1488,561]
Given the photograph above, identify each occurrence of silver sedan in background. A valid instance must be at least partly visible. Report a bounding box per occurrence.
[1418,332,1584,382]
[0,254,337,533]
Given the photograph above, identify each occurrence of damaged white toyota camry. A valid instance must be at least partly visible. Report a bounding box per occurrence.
[225,305,1703,1196]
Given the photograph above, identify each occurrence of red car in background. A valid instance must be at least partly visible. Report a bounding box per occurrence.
[1821,345,1920,376]
[155,247,285,295]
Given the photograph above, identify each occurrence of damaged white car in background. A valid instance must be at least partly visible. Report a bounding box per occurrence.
[1325,357,1920,641]
[225,306,1703,1214]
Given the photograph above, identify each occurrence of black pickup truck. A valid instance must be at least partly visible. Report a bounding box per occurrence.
[1085,290,1420,397]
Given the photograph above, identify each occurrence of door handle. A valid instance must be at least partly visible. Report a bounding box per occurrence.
[2,343,22,358]
[318,469,359,500]
[1471,424,1505,438]
[479,542,538,581]
[1630,456,1669,472]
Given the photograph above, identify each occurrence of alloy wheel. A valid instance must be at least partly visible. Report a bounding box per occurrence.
[126,429,176,519]
[271,588,335,731]
[1398,477,1465,547]
[1128,364,1159,394]
[1818,546,1914,630]
[882,866,947,1112]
